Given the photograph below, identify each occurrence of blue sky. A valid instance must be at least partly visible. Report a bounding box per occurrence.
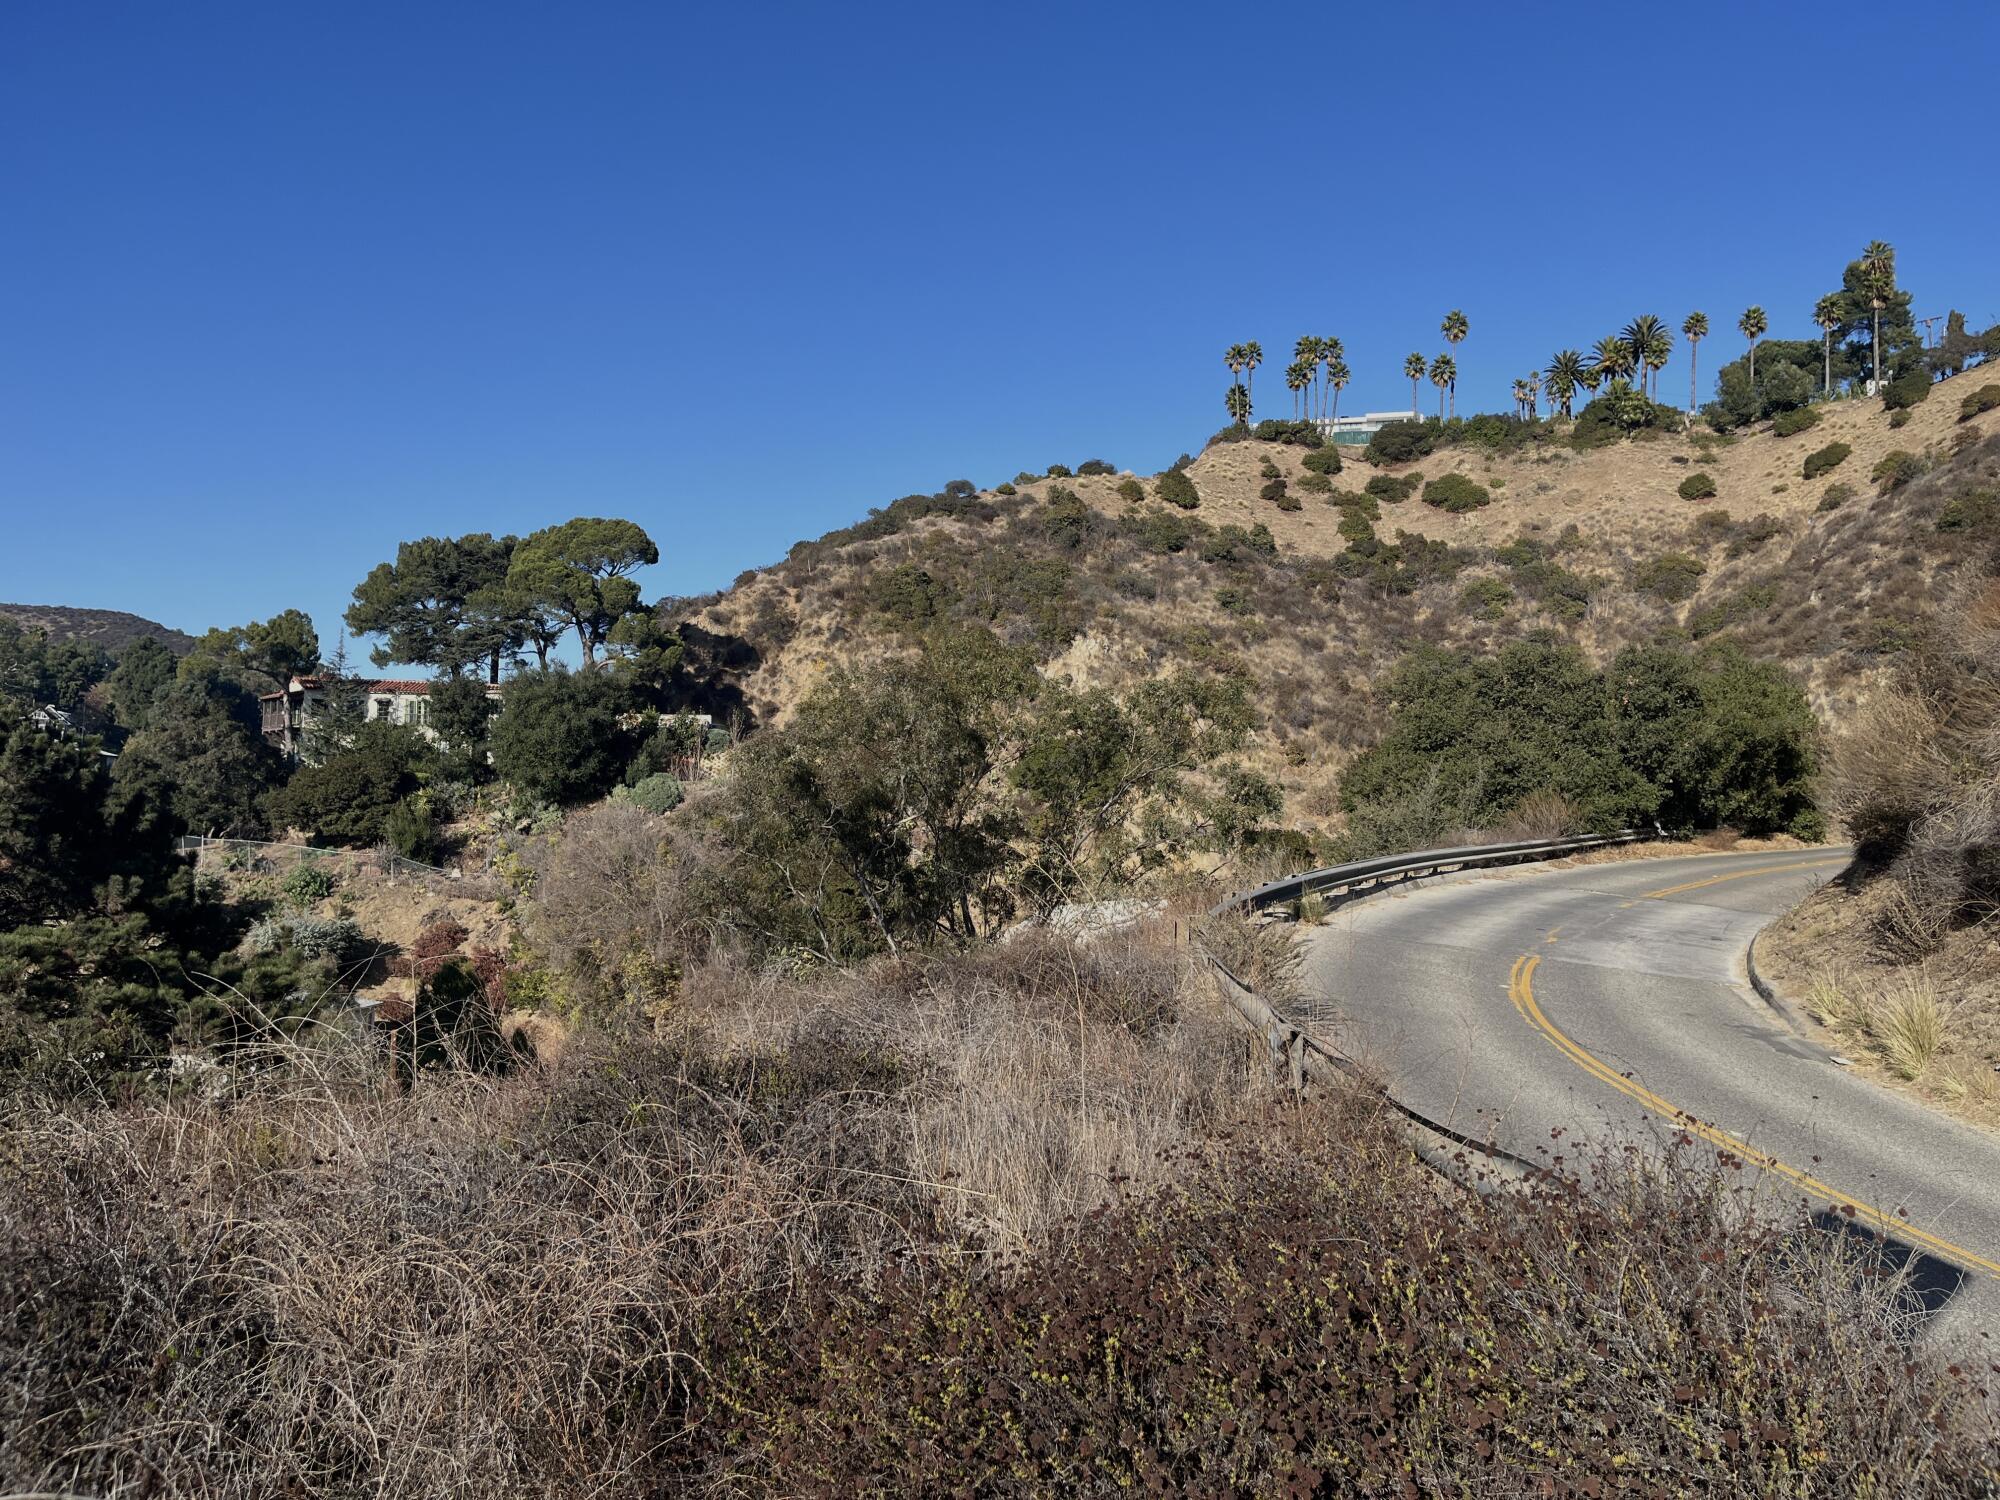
[3,1,1995,654]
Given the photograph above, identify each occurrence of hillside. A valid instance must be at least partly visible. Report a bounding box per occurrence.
[0,601,194,654]
[678,364,2000,828]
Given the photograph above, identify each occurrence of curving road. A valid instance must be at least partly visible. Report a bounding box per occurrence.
[1299,846,2000,1334]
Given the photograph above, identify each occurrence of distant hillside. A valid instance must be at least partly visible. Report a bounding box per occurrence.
[0,603,195,655]
[677,363,2000,827]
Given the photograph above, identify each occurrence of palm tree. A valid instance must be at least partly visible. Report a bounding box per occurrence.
[1285,359,1311,420]
[1225,382,1251,426]
[1224,344,1246,391]
[1621,316,1666,398]
[1813,294,1843,395]
[1681,312,1708,414]
[1242,341,1263,412]
[1440,311,1468,417]
[1293,335,1322,423]
[1545,350,1587,419]
[1590,335,1635,391]
[1512,379,1529,420]
[1318,337,1344,423]
[1327,357,1350,426]
[1404,352,1427,415]
[1739,306,1767,386]
[1861,240,1895,389]
[1429,354,1455,421]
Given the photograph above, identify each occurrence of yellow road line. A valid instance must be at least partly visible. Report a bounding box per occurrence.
[1638,855,1848,901]
[1507,953,2000,1280]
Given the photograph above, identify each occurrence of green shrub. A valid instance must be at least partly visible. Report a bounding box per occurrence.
[1040,487,1095,551]
[383,794,440,863]
[867,562,952,623]
[1871,450,1925,492]
[1155,468,1201,510]
[1889,408,1912,430]
[1115,478,1145,503]
[265,723,436,846]
[616,772,685,813]
[280,859,336,908]
[1045,464,1073,478]
[1958,384,2000,422]
[1935,489,2000,533]
[1882,369,1931,412]
[1724,514,1785,558]
[1212,585,1253,616]
[1302,447,1343,475]
[1633,553,1706,603]
[1421,473,1491,513]
[1459,577,1514,621]
[1677,472,1718,501]
[1296,471,1333,495]
[1364,420,1436,464]
[1365,472,1421,504]
[1249,419,1323,447]
[1801,442,1851,480]
[1770,406,1820,437]
[1817,482,1854,512]
[1075,459,1115,476]
[1012,471,1040,485]
[1259,458,1282,480]
[993,482,1017,496]
[1122,507,1198,554]
[489,669,632,807]
[1260,477,1289,502]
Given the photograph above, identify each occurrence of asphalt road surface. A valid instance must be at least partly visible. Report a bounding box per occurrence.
[1298,847,2000,1339]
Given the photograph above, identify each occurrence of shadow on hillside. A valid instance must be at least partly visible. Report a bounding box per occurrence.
[669,621,760,731]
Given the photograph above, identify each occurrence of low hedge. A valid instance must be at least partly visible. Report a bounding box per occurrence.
[1801,442,1851,480]
[1677,472,1718,501]
[1421,473,1491,513]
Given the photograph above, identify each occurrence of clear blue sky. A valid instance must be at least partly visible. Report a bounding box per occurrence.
[4,1,1995,653]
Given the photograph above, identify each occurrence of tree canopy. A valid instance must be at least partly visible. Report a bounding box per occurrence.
[505,518,659,666]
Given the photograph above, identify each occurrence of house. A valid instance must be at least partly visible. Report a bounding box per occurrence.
[25,704,78,738]
[259,676,503,759]
[1314,409,1420,447]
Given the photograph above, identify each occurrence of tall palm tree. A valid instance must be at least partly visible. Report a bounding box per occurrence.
[1545,350,1587,419]
[1590,335,1635,391]
[1327,357,1350,425]
[1739,306,1767,386]
[1861,240,1895,389]
[1621,316,1666,398]
[1293,336,1322,423]
[1526,370,1541,421]
[1318,337,1344,423]
[1812,294,1843,395]
[1512,379,1529,419]
[1224,344,1246,391]
[1682,312,1708,414]
[1242,341,1263,412]
[1440,311,1468,417]
[1225,382,1251,426]
[1404,352,1427,415]
[1429,354,1455,421]
[1285,359,1311,419]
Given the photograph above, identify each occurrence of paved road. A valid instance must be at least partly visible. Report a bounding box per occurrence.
[1299,847,2000,1336]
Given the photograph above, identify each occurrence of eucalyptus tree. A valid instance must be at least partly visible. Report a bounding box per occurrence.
[1429,354,1455,421]
[1681,312,1708,413]
[1440,311,1468,416]
[1326,356,1350,425]
[1739,306,1768,386]
[1545,350,1587,419]
[1860,240,1895,387]
[1404,352,1427,415]
[1813,294,1844,394]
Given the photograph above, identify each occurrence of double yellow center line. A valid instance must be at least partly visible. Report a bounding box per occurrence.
[1505,861,2000,1278]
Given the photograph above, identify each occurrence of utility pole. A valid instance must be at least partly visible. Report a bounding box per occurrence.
[1917,314,1943,348]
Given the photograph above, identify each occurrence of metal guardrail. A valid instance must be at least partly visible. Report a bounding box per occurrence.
[1196,829,1645,1166]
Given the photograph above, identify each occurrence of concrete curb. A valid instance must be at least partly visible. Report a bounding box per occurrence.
[1744,923,1816,1034]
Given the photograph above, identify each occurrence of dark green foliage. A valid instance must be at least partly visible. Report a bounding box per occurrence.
[1889,408,1913,430]
[1114,477,1144,503]
[1677,472,1718,500]
[1364,420,1435,464]
[1959,384,2000,422]
[1882,369,1931,412]
[1770,405,1821,437]
[993,481,1017,496]
[1248,418,1323,447]
[1213,585,1252,615]
[1572,387,1683,447]
[103,636,178,731]
[382,795,441,863]
[1872,450,1925,492]
[506,518,658,666]
[264,722,436,845]
[1365,471,1421,504]
[1634,553,1706,603]
[1204,423,1254,447]
[0,618,112,723]
[1688,582,1780,639]
[488,669,632,807]
[866,562,952,625]
[426,676,499,780]
[618,772,685,813]
[1802,442,1852,480]
[1421,473,1491,512]
[1459,577,1514,621]
[1301,446,1343,475]
[1120,507,1198,554]
[1046,463,1073,478]
[1260,478,1297,510]
[1196,524,1276,565]
[1296,471,1333,495]
[112,678,283,836]
[1074,459,1115,476]
[1497,534,1597,620]
[345,533,514,675]
[1723,513,1785,558]
[1154,468,1201,510]
[1818,482,1855,512]
[1341,640,1820,839]
[1041,487,1096,551]
[1936,489,2000,533]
